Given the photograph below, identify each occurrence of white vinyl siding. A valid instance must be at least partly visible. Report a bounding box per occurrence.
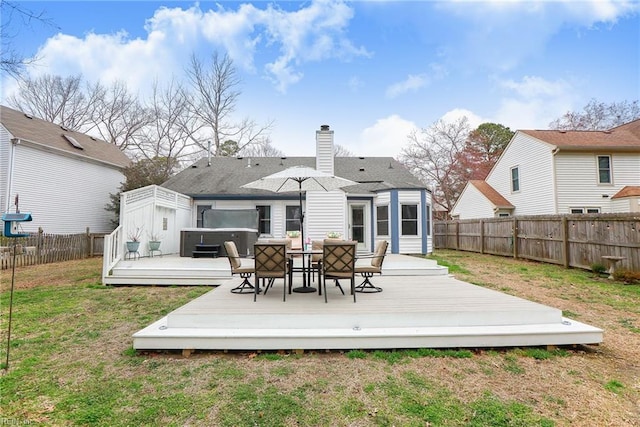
[555,152,640,214]
[0,124,11,214]
[451,183,499,220]
[306,190,347,241]
[315,129,334,174]
[487,132,556,216]
[10,143,125,234]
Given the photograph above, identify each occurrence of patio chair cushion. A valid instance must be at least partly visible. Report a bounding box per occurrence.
[371,240,388,269]
[224,241,242,269]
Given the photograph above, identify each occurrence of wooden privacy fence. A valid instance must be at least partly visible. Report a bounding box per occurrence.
[434,213,640,272]
[0,228,104,270]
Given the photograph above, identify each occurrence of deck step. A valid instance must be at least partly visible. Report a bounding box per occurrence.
[132,276,603,351]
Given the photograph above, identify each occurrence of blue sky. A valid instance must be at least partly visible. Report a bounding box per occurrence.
[2,1,639,157]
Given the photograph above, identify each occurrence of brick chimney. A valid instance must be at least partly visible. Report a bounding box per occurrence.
[315,124,334,174]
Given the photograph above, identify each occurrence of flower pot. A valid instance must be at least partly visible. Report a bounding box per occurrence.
[126,241,140,252]
[149,241,161,251]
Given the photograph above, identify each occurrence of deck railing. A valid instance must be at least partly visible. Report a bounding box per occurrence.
[102,225,123,280]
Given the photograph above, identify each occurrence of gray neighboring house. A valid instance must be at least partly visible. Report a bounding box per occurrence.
[0,105,131,234]
[162,125,433,254]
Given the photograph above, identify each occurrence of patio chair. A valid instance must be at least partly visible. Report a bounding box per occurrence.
[354,240,388,293]
[309,240,323,283]
[254,243,289,302]
[224,241,255,294]
[321,240,357,303]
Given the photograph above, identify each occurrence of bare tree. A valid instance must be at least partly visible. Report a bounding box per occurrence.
[239,137,284,157]
[334,144,354,157]
[185,52,273,156]
[1,1,56,79]
[7,74,99,130]
[137,79,200,167]
[89,80,153,153]
[399,117,471,214]
[550,99,640,130]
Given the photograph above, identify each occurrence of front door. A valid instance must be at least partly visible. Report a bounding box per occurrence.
[349,204,366,251]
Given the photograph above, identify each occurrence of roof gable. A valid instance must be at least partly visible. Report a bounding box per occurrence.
[1,105,130,168]
[612,186,640,199]
[469,180,514,208]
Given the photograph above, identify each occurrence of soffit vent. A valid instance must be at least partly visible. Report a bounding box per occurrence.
[63,134,84,150]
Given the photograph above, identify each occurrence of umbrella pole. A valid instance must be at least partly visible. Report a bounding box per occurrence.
[292,182,316,293]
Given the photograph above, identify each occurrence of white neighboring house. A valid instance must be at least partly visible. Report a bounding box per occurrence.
[451,119,640,219]
[0,105,131,234]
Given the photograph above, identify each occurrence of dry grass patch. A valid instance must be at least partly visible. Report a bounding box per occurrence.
[0,254,639,426]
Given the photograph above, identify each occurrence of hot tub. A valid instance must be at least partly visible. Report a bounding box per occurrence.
[180,228,259,257]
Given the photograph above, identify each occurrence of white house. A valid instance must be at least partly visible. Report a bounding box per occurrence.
[113,125,433,261]
[0,105,131,234]
[451,119,640,219]
[160,125,433,255]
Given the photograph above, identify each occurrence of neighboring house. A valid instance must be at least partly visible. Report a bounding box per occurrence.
[0,105,131,234]
[451,119,640,219]
[160,125,433,255]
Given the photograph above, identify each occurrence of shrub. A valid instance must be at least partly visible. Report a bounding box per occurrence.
[612,269,640,285]
[590,263,607,275]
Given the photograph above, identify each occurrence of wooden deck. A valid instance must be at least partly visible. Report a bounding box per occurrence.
[133,260,603,351]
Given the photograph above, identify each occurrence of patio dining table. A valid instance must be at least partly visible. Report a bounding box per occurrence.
[287,249,322,293]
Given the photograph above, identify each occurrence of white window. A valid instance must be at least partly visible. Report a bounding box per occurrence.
[570,207,601,214]
[285,205,301,232]
[376,205,389,236]
[196,205,212,228]
[256,205,271,235]
[510,166,520,192]
[401,204,418,236]
[597,155,612,184]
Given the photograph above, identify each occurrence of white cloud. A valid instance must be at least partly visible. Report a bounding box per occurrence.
[8,1,369,97]
[440,109,485,128]
[500,75,571,98]
[386,63,447,98]
[351,115,418,157]
[493,75,576,129]
[438,0,640,72]
[386,74,428,98]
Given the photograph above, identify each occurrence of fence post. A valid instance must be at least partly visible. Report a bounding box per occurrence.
[86,227,92,257]
[455,221,460,249]
[562,216,570,268]
[480,219,484,254]
[512,218,518,259]
[37,227,43,264]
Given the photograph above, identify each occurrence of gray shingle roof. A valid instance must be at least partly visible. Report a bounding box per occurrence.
[1,105,131,168]
[162,156,427,197]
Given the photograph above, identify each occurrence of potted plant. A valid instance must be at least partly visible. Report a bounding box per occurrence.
[147,231,163,251]
[326,231,342,239]
[126,226,143,252]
